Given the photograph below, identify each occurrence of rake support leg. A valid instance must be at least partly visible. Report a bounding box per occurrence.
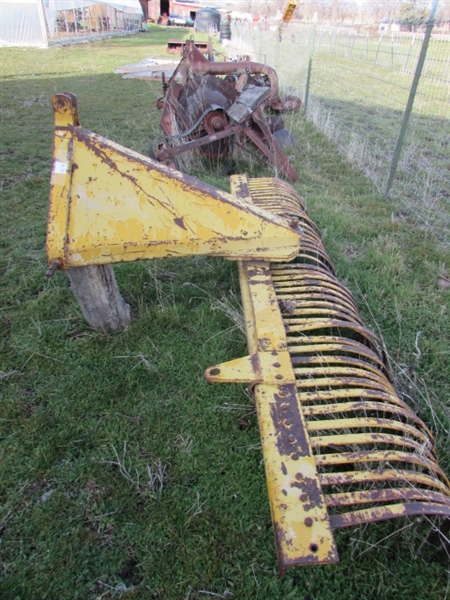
[67,265,131,330]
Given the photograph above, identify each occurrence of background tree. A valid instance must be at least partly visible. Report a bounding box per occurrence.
[398,0,428,30]
[436,0,450,26]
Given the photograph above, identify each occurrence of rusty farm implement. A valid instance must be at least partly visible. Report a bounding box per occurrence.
[153,40,301,181]
[46,92,450,573]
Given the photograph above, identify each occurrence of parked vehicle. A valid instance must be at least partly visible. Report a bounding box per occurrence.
[167,14,194,27]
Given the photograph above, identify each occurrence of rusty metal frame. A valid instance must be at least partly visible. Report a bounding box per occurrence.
[155,123,246,161]
[156,41,300,181]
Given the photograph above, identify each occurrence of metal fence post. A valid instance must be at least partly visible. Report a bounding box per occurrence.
[374,32,382,65]
[385,0,439,196]
[275,20,280,73]
[258,21,261,62]
[304,14,317,114]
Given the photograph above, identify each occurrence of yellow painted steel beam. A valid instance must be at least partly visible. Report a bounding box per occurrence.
[207,261,339,571]
[205,350,294,384]
[206,175,339,572]
[46,94,300,272]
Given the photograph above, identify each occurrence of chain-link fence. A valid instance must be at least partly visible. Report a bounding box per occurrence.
[229,17,450,243]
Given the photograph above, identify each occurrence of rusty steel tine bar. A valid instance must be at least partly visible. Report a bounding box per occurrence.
[310,433,436,461]
[285,320,385,351]
[304,400,429,430]
[276,281,356,300]
[326,489,450,508]
[273,269,353,286]
[284,299,364,313]
[287,232,327,251]
[320,470,450,494]
[293,240,334,257]
[284,308,364,325]
[273,264,336,279]
[315,450,444,475]
[290,352,393,388]
[307,417,431,444]
[290,362,395,382]
[279,299,361,321]
[292,254,335,272]
[274,273,354,286]
[285,307,365,323]
[273,270,345,283]
[290,355,387,373]
[296,388,413,410]
[280,294,362,312]
[292,364,400,393]
[272,264,333,274]
[296,377,397,394]
[278,291,359,306]
[276,283,359,306]
[289,344,385,375]
[285,305,368,324]
[330,503,450,529]
[288,343,387,372]
[291,368,397,393]
[322,462,450,485]
[293,243,330,259]
[274,277,360,310]
[251,190,304,206]
[273,263,333,273]
[287,336,391,379]
[287,336,383,357]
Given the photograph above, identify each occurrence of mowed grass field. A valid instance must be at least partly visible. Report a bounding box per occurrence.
[1,25,450,599]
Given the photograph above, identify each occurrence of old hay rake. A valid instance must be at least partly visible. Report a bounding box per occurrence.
[46,93,450,573]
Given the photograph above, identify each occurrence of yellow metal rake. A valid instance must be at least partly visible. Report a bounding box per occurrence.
[47,93,450,572]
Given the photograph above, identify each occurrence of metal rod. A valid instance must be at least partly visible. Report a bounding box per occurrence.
[385,0,439,196]
[304,14,317,114]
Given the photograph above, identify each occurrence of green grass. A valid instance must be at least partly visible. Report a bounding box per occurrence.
[2,25,450,599]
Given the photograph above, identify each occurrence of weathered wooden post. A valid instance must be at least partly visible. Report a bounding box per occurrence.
[66,265,131,330]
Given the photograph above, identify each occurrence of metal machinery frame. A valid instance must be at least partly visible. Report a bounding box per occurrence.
[154,41,301,181]
[47,93,450,572]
